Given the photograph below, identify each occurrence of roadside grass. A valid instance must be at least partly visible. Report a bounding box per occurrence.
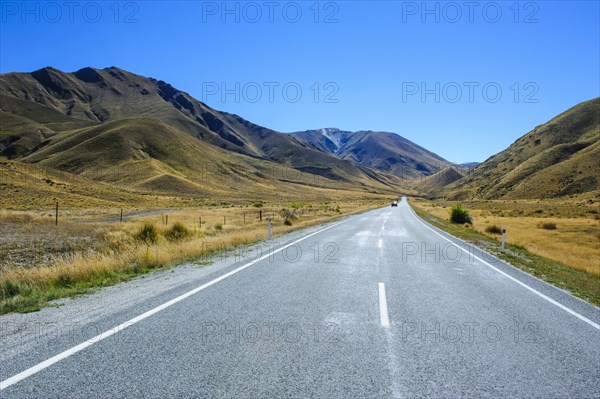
[0,201,383,315]
[411,201,600,307]
[413,200,600,276]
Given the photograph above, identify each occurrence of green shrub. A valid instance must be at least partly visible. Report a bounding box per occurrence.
[253,202,264,208]
[540,222,557,230]
[214,223,223,231]
[134,223,159,244]
[485,225,502,234]
[450,204,472,224]
[164,222,191,241]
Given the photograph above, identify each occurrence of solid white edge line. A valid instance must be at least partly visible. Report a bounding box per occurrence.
[405,201,600,331]
[379,282,390,327]
[1,213,363,390]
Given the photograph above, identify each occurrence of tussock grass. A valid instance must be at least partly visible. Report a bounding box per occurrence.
[414,199,599,277]
[134,223,159,244]
[485,225,502,234]
[411,199,600,306]
[0,201,382,314]
[164,222,193,241]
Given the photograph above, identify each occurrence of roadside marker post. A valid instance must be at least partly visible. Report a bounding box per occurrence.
[501,226,507,250]
[267,216,272,240]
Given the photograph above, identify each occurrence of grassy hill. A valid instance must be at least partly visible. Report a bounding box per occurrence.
[0,67,417,205]
[445,98,600,200]
[412,166,465,196]
[0,67,401,182]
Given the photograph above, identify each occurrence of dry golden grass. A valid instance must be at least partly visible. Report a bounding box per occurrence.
[0,158,407,210]
[414,199,600,277]
[0,200,386,313]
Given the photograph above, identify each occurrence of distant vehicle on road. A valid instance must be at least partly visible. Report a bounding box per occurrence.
[391,201,398,207]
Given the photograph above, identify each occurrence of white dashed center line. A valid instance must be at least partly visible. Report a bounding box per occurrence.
[378,282,390,327]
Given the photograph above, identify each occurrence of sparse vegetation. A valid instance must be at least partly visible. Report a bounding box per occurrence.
[0,200,383,314]
[412,199,600,306]
[414,198,599,276]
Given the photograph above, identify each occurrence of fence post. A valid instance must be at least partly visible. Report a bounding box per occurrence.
[55,201,58,226]
[120,209,123,223]
[260,210,262,221]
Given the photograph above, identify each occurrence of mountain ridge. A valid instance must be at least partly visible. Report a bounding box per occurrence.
[0,66,414,199]
[290,128,451,179]
[2,66,597,202]
[444,97,600,200]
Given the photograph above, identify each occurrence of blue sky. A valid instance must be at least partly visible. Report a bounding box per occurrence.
[1,1,598,163]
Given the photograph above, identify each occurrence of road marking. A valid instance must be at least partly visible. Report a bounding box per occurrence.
[406,203,600,331]
[379,282,390,327]
[0,215,360,391]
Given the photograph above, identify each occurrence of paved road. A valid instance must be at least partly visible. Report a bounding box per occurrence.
[1,198,599,398]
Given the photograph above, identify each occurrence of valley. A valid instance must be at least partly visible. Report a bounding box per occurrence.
[0,66,598,316]
[1,3,599,397]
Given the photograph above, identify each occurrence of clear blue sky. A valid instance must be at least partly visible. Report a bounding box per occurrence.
[1,1,598,163]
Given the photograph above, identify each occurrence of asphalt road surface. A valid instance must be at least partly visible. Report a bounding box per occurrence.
[1,198,599,398]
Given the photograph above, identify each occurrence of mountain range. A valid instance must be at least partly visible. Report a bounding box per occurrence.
[0,66,598,203]
[0,66,420,203]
